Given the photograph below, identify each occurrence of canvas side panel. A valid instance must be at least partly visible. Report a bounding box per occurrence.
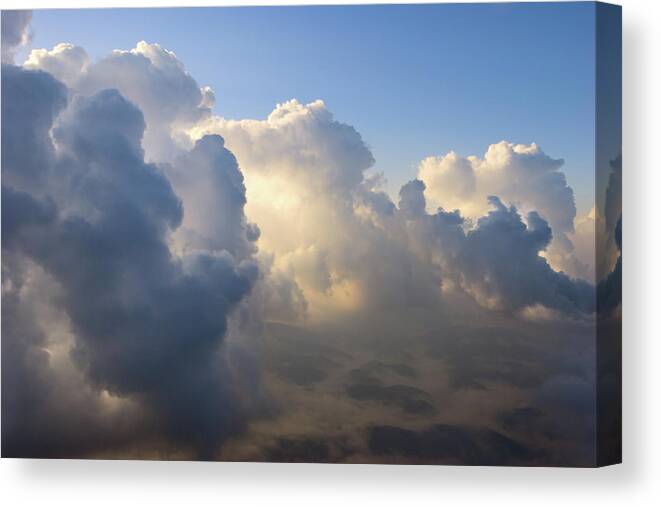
[595,1,622,467]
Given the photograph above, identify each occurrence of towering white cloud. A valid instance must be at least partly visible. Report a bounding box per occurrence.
[190,100,594,319]
[25,41,214,162]
[24,42,90,82]
[190,99,451,317]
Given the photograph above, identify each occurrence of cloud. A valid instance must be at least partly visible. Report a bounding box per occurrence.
[164,134,259,260]
[2,64,258,458]
[597,154,622,282]
[25,41,214,162]
[190,100,454,318]
[23,37,595,321]
[456,197,593,314]
[1,63,67,192]
[418,141,590,279]
[24,42,90,82]
[189,103,595,320]
[191,99,374,193]
[1,10,32,63]
[592,154,621,316]
[398,179,428,218]
[399,180,594,315]
[1,253,148,458]
[597,216,621,316]
[22,37,308,328]
[418,151,476,209]
[568,206,597,283]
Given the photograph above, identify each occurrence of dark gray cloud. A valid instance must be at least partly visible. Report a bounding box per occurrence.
[1,10,32,63]
[604,155,622,253]
[418,142,587,279]
[399,180,595,316]
[1,64,67,192]
[398,179,428,219]
[459,196,593,314]
[164,134,259,260]
[2,64,258,458]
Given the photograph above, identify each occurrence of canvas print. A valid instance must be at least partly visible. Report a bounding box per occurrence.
[1,2,621,466]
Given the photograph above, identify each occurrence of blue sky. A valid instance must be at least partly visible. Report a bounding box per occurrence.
[28,2,596,212]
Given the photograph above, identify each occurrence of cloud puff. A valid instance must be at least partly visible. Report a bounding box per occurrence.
[418,141,589,279]
[191,98,374,193]
[418,151,476,209]
[398,180,594,315]
[2,64,258,458]
[1,64,67,192]
[458,197,592,314]
[24,42,90,82]
[25,41,213,162]
[164,134,259,260]
[1,10,32,63]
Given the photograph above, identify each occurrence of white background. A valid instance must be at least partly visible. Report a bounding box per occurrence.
[0,0,659,505]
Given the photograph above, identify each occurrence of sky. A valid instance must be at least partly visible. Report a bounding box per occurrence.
[26,3,596,212]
